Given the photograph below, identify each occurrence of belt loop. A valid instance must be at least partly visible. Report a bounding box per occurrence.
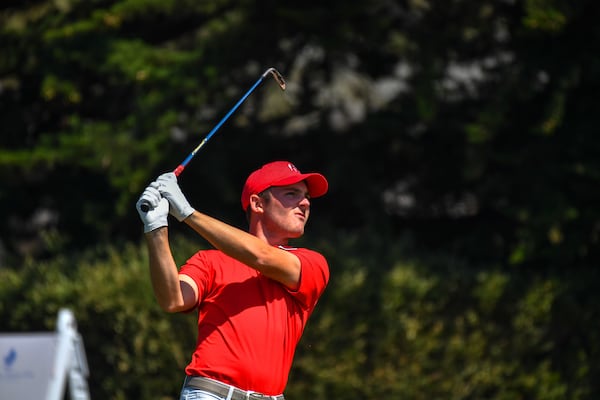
[225,385,234,400]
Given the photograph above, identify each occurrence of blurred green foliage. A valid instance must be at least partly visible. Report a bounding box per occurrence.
[1,234,598,399]
[1,0,600,399]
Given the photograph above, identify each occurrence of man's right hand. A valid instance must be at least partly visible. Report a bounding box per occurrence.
[136,182,169,233]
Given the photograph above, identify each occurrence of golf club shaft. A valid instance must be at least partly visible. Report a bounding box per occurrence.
[140,68,286,212]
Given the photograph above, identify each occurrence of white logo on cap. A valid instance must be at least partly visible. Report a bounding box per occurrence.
[288,163,299,173]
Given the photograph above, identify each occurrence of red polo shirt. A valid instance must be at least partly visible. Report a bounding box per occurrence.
[179,247,329,395]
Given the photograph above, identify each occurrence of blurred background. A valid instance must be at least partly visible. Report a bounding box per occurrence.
[1,0,599,399]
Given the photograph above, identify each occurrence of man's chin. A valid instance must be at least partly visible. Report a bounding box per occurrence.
[288,228,304,239]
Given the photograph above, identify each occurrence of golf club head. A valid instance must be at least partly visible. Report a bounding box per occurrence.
[263,68,286,90]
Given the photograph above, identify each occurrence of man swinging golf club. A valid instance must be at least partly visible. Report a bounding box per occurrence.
[136,161,329,400]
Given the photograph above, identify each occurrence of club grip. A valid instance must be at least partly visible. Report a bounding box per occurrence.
[139,165,183,213]
[174,164,185,176]
[139,201,151,212]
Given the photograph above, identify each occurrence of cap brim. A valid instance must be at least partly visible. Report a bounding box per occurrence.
[272,172,329,198]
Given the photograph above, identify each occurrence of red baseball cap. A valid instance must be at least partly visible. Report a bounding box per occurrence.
[241,161,329,210]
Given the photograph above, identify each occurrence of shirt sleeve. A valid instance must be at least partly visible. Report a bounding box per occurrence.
[179,250,216,306]
[285,248,330,309]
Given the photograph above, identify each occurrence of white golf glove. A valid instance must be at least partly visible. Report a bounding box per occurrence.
[156,172,195,221]
[136,182,169,233]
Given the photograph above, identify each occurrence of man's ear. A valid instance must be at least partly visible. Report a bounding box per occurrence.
[249,193,264,214]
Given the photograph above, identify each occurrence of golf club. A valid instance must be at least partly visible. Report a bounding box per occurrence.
[140,67,286,212]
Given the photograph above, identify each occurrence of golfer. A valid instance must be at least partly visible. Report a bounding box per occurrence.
[136,161,329,400]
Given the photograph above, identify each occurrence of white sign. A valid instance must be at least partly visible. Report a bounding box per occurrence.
[0,333,57,398]
[0,309,90,400]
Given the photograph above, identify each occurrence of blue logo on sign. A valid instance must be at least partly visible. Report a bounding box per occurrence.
[3,348,17,368]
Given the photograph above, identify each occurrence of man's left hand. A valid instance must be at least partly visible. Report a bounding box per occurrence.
[157,172,195,221]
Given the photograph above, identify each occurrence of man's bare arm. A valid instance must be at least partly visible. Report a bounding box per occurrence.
[145,227,199,312]
[184,212,301,290]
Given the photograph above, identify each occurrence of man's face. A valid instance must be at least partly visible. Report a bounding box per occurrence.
[261,181,311,239]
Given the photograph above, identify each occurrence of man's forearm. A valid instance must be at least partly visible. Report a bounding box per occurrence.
[145,227,187,312]
[183,211,301,289]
